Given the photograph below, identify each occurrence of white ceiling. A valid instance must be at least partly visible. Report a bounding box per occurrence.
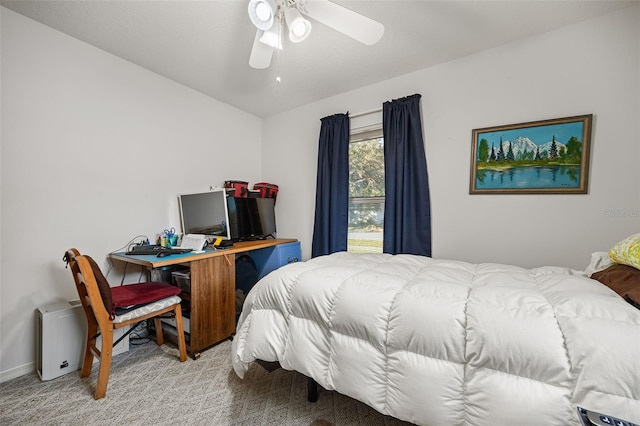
[2,0,635,118]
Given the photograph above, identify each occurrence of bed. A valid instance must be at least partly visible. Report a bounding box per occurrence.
[232,252,640,425]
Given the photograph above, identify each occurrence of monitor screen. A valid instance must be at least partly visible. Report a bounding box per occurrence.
[227,197,276,241]
[178,189,231,239]
[256,198,276,236]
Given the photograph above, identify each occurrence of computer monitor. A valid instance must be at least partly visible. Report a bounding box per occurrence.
[227,197,276,241]
[256,198,276,237]
[178,189,231,240]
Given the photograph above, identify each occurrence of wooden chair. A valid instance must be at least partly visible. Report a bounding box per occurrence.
[63,248,187,399]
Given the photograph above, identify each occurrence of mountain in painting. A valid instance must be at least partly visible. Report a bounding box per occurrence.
[498,136,568,159]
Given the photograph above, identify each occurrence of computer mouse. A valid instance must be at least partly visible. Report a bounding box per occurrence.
[157,251,170,258]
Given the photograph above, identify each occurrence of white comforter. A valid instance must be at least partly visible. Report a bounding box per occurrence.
[232,252,640,425]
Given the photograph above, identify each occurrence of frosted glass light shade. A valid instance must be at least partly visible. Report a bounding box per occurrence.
[284,7,311,42]
[260,23,283,49]
[248,0,276,31]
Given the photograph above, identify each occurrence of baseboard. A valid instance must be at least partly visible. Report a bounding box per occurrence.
[0,361,34,384]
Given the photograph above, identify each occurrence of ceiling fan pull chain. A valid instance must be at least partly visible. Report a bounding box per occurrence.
[276,6,282,83]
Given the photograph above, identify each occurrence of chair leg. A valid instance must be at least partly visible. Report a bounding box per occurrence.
[173,305,188,362]
[81,321,98,378]
[94,325,114,400]
[154,317,164,346]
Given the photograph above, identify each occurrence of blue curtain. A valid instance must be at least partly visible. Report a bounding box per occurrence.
[383,94,432,256]
[311,113,350,258]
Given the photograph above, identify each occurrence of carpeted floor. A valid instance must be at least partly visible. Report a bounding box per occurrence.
[0,333,412,426]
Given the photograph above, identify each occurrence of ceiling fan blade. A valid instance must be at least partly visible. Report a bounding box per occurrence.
[303,0,384,45]
[249,29,274,69]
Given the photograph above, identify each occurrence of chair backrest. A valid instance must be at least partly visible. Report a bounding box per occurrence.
[64,248,113,325]
[64,248,91,313]
[63,248,82,294]
[83,256,115,315]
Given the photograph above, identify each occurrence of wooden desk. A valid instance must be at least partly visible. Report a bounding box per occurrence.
[110,238,298,357]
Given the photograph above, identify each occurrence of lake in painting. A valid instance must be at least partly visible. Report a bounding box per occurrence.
[475,165,581,189]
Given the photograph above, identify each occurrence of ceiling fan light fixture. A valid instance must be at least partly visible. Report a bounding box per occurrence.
[248,0,276,30]
[284,7,311,43]
[259,22,283,49]
[247,0,385,73]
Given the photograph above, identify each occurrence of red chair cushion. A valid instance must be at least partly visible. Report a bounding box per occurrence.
[85,256,180,317]
[111,282,181,309]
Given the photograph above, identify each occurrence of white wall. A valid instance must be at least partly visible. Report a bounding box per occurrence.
[265,5,640,269]
[0,9,262,380]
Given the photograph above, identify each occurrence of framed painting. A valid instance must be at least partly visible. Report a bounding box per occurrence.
[469,114,592,194]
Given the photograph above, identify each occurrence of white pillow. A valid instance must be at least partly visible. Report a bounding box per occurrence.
[585,251,613,277]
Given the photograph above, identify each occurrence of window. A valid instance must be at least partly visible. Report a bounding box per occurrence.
[348,127,384,253]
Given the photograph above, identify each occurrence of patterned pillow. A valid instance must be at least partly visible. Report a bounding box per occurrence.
[609,233,640,269]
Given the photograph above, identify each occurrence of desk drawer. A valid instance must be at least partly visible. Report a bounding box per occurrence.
[171,270,191,293]
[250,241,301,280]
[276,241,301,266]
[160,315,190,334]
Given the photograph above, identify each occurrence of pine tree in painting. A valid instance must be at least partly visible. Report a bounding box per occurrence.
[496,137,505,161]
[549,135,559,159]
[506,141,515,161]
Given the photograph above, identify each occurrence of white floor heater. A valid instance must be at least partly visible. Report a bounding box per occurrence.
[36,300,129,381]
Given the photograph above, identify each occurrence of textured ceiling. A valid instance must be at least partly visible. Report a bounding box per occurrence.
[2,0,635,118]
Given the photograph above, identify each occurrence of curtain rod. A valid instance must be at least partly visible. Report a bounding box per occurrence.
[349,107,382,119]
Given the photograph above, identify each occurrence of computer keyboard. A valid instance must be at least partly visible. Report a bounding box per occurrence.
[126,245,192,255]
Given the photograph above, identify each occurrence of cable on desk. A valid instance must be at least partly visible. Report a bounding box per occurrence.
[120,262,129,286]
[105,234,149,279]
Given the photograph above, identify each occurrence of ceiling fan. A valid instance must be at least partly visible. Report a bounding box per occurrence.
[248,0,385,70]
